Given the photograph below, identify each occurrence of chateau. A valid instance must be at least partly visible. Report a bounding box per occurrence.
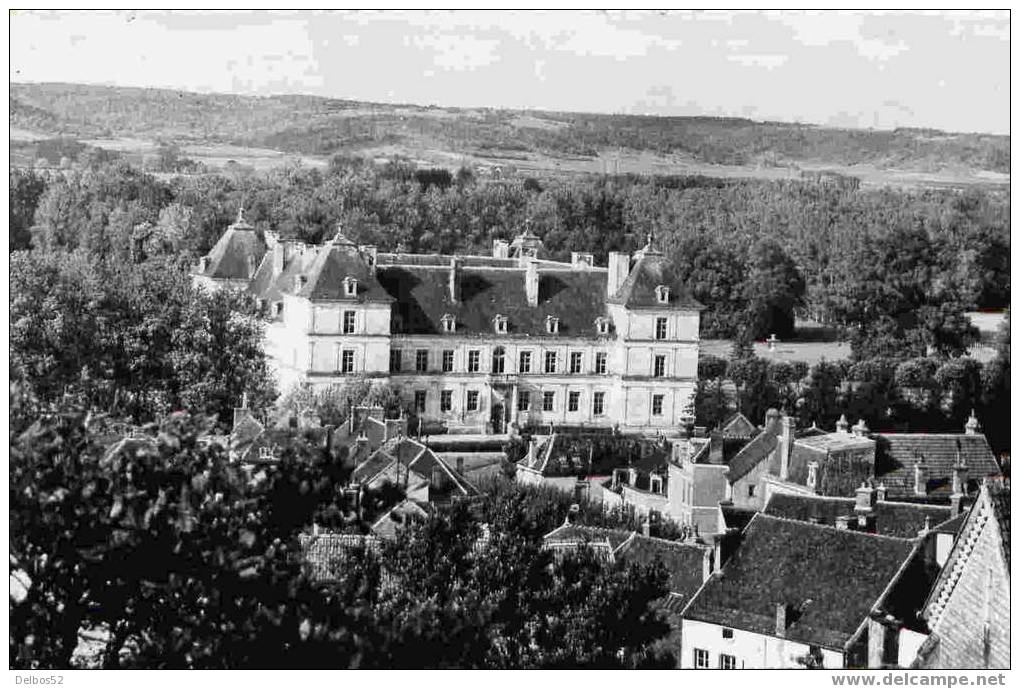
[193,211,703,433]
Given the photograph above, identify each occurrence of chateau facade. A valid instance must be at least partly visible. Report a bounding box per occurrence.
[194,212,703,433]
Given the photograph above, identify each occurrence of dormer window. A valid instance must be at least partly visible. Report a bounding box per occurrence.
[441,313,456,333]
[343,277,358,297]
[274,302,284,316]
[493,314,508,334]
[258,446,275,461]
[655,285,671,304]
[295,275,308,291]
[594,317,610,335]
[545,315,560,335]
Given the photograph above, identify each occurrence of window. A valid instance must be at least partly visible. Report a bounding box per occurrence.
[570,352,583,374]
[655,285,670,304]
[655,317,668,340]
[258,446,275,461]
[652,394,664,416]
[568,391,580,412]
[389,350,402,373]
[275,302,284,316]
[519,351,532,373]
[341,349,355,373]
[308,342,316,369]
[343,310,356,334]
[442,349,454,372]
[747,485,756,498]
[694,649,710,669]
[593,391,605,416]
[415,349,429,372]
[440,390,452,412]
[467,350,480,373]
[544,351,557,374]
[343,277,358,297]
[545,316,560,334]
[719,654,737,670]
[466,390,480,411]
[493,315,508,334]
[441,313,456,333]
[653,355,666,378]
[722,628,734,639]
[595,352,607,375]
[543,391,555,412]
[595,317,610,335]
[414,390,427,413]
[518,392,530,411]
[492,347,506,374]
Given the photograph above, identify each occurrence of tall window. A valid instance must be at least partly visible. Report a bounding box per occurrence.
[653,355,666,378]
[568,391,580,412]
[593,391,605,416]
[467,350,480,373]
[492,346,506,374]
[440,390,452,412]
[442,349,454,372]
[414,390,427,413]
[544,351,557,374]
[341,349,355,373]
[389,350,402,373]
[519,351,532,373]
[343,310,356,334]
[569,352,583,374]
[652,394,664,416]
[308,342,316,370]
[518,392,530,411]
[543,391,555,412]
[416,349,429,372]
[719,654,737,670]
[595,352,607,375]
[466,390,480,411]
[655,317,668,340]
[694,649,710,669]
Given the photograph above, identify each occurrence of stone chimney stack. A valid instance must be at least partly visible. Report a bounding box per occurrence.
[566,503,581,525]
[913,459,927,497]
[852,419,870,437]
[641,517,651,538]
[779,414,796,481]
[950,444,969,515]
[836,414,850,434]
[855,480,877,532]
[775,603,788,638]
[525,260,540,306]
[876,482,887,502]
[492,239,509,259]
[448,257,461,304]
[607,252,630,298]
[965,410,981,435]
[272,241,285,275]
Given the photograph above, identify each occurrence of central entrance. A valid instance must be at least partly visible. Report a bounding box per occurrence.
[491,403,505,433]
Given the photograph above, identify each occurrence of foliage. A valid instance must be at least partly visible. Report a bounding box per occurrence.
[10,168,47,251]
[273,377,404,427]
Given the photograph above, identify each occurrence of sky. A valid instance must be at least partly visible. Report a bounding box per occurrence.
[9,10,1011,134]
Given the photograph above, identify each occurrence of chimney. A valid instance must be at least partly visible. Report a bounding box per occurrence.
[913,460,927,497]
[272,242,285,275]
[641,517,651,538]
[836,414,849,434]
[775,603,787,638]
[360,244,378,268]
[917,515,932,537]
[456,457,465,475]
[574,479,589,503]
[876,482,887,502]
[627,466,638,486]
[867,617,888,669]
[199,256,209,273]
[448,257,461,304]
[607,252,630,298]
[950,444,969,515]
[835,515,851,530]
[492,239,509,259]
[806,461,819,493]
[964,410,980,435]
[852,418,870,437]
[232,393,253,430]
[566,503,581,525]
[779,415,796,481]
[525,260,539,306]
[855,480,877,532]
[701,549,713,583]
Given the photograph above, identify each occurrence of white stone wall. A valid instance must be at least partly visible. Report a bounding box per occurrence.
[680,619,845,669]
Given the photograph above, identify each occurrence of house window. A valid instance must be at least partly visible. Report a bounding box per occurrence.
[544,351,557,374]
[719,654,737,670]
[467,350,480,373]
[568,391,580,412]
[593,391,605,416]
[655,317,668,340]
[466,390,480,412]
[595,352,607,375]
[543,391,555,412]
[493,315,508,334]
[308,342,316,370]
[546,316,560,334]
[694,649,710,669]
[492,347,506,374]
[722,628,734,639]
[341,349,355,373]
[389,350,402,373]
[275,302,284,316]
[655,285,670,304]
[595,317,610,335]
[653,355,666,378]
[440,390,452,412]
[570,352,583,374]
[258,446,275,461]
[343,310,356,334]
[415,349,429,372]
[651,394,664,416]
[519,351,532,373]
[442,349,454,372]
[747,485,756,498]
[441,313,456,333]
[518,392,530,411]
[343,277,358,297]
[414,390,427,413]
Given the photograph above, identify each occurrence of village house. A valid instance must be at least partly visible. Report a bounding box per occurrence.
[193,212,703,434]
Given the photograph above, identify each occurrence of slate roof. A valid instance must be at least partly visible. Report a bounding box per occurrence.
[297,235,394,302]
[197,220,266,280]
[795,433,876,454]
[376,265,613,337]
[683,514,917,649]
[606,249,703,310]
[719,413,758,439]
[543,523,635,553]
[763,492,954,539]
[873,434,1001,498]
[352,437,479,498]
[370,499,431,540]
[298,532,379,582]
[726,414,782,482]
[615,535,708,599]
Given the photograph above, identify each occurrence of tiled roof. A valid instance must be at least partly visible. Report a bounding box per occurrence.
[543,523,634,552]
[377,265,613,337]
[763,492,953,539]
[298,236,394,303]
[873,434,1001,498]
[352,437,479,497]
[298,532,379,582]
[988,481,1010,568]
[615,535,708,599]
[726,415,782,482]
[370,499,431,540]
[683,514,916,649]
[197,222,266,280]
[719,413,758,439]
[795,433,875,453]
[377,252,520,269]
[606,250,703,310]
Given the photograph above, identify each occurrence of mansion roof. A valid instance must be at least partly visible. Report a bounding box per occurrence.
[763,492,955,540]
[873,434,1000,498]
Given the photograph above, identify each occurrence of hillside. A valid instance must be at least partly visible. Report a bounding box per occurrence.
[9,82,1010,186]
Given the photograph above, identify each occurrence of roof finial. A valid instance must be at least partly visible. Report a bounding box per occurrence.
[237,206,245,224]
[646,232,653,248]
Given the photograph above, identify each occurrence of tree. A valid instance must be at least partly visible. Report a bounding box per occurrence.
[742,239,805,339]
[10,168,47,251]
[273,377,403,428]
